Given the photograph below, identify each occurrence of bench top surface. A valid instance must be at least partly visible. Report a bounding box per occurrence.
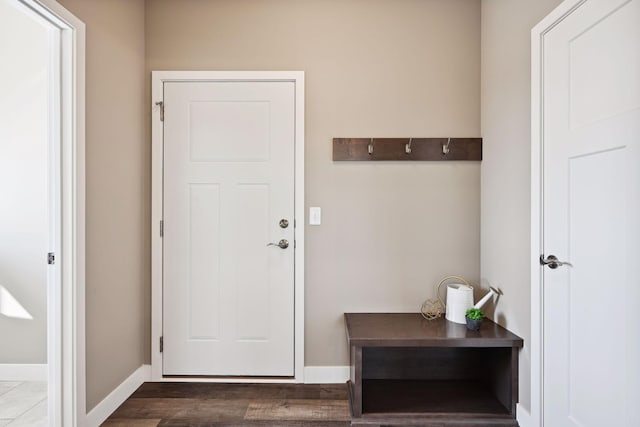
[344,313,523,348]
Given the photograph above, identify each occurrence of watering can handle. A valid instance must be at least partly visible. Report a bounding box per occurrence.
[436,275,473,309]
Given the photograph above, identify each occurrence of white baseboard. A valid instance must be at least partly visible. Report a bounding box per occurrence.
[517,403,533,427]
[0,364,47,381]
[86,364,151,427]
[303,366,349,384]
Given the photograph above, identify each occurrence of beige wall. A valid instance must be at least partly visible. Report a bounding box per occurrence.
[37,0,580,414]
[56,0,147,411]
[480,0,563,413]
[47,0,482,411]
[147,0,481,366]
[0,0,49,365]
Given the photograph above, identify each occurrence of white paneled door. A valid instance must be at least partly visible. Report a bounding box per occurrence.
[163,81,295,376]
[542,0,639,425]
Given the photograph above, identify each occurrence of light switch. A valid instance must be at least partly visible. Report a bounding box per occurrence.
[309,207,321,225]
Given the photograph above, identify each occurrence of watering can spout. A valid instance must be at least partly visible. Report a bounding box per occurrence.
[474,286,499,309]
[438,277,502,324]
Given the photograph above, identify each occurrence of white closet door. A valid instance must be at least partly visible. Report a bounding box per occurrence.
[542,0,640,425]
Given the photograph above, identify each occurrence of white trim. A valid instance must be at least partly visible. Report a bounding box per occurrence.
[48,20,64,427]
[152,376,303,384]
[151,71,305,383]
[293,72,305,385]
[13,1,86,426]
[86,365,150,427]
[0,364,48,381]
[303,366,349,384]
[517,403,532,427]
[531,2,586,426]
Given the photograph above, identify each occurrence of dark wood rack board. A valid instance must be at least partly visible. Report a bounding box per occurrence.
[345,313,523,427]
[333,138,482,161]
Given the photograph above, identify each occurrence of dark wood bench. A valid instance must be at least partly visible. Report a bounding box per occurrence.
[345,313,524,426]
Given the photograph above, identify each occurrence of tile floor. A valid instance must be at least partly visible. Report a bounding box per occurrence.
[0,382,47,426]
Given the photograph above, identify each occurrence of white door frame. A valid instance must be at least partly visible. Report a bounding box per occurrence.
[21,1,86,425]
[151,71,305,383]
[11,0,86,425]
[530,1,587,425]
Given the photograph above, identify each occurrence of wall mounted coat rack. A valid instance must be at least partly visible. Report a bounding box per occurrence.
[332,138,482,161]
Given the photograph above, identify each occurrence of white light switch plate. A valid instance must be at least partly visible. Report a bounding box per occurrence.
[309,207,321,225]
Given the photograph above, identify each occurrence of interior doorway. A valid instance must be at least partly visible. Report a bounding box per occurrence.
[0,0,85,425]
[0,0,53,424]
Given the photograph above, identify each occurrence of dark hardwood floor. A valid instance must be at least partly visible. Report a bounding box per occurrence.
[103,383,351,427]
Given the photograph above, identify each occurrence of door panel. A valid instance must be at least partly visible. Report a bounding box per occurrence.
[568,1,640,127]
[542,0,640,425]
[189,100,270,162]
[188,183,221,340]
[236,183,271,341]
[163,81,295,376]
[567,149,627,425]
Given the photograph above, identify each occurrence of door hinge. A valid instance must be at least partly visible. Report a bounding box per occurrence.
[159,336,163,353]
[160,220,164,237]
[47,252,55,265]
[155,101,164,122]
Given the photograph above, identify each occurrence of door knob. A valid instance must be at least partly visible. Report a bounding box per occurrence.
[267,239,289,249]
[540,254,573,269]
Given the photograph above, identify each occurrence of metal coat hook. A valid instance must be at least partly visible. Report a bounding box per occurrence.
[368,138,374,155]
[442,137,452,155]
[405,138,412,154]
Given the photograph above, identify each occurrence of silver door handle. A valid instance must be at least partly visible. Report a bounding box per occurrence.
[267,239,289,249]
[540,254,573,269]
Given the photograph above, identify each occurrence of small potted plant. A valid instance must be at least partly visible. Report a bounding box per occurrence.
[465,308,484,331]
